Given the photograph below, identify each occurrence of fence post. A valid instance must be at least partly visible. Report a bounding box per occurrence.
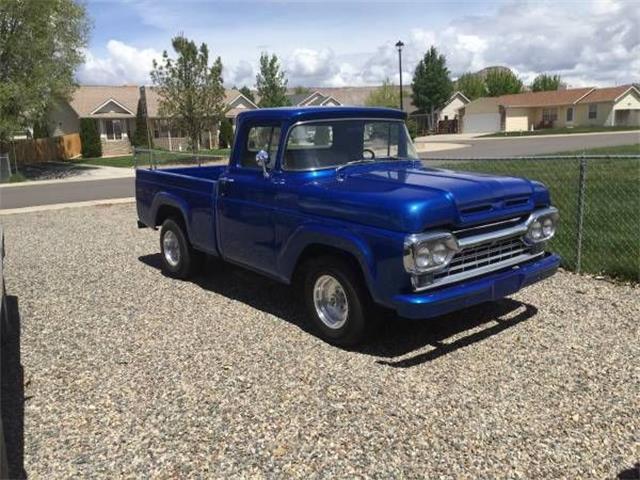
[575,155,588,273]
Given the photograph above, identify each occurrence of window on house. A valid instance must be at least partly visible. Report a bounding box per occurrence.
[588,104,597,119]
[542,108,558,123]
[566,107,574,122]
[241,125,281,169]
[105,119,123,140]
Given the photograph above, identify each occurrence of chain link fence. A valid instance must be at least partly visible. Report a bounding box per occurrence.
[134,148,227,170]
[429,155,640,282]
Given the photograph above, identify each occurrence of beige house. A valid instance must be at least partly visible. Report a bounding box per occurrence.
[49,85,258,155]
[437,91,470,121]
[48,85,140,156]
[143,87,257,151]
[460,84,640,134]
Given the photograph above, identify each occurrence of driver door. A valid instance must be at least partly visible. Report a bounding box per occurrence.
[217,123,281,273]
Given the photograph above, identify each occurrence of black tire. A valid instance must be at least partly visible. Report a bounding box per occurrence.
[301,255,375,346]
[159,217,200,279]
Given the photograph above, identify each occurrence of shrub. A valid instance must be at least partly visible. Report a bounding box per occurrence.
[218,117,233,148]
[79,118,102,158]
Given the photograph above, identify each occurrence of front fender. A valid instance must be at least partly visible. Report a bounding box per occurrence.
[278,223,381,302]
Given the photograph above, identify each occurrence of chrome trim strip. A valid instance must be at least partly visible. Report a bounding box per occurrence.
[452,217,522,234]
[411,251,545,292]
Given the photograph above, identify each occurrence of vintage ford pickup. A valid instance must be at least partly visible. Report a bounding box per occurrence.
[136,107,560,345]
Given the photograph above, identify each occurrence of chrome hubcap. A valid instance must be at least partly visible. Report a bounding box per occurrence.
[313,274,349,329]
[163,230,181,267]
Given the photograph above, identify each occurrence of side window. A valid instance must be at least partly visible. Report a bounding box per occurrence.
[241,125,281,169]
[588,104,597,120]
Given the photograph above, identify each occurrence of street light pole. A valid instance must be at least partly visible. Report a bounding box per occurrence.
[395,40,405,111]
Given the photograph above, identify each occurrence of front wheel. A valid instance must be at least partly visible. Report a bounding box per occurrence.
[302,256,374,346]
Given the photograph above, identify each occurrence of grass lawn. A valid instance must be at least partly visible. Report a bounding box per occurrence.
[80,148,231,168]
[438,155,640,281]
[545,143,640,156]
[481,125,640,138]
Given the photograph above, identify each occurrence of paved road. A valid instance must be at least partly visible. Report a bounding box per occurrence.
[1,177,134,210]
[420,131,640,158]
[1,131,638,209]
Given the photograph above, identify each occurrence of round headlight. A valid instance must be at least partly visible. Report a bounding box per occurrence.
[529,220,543,240]
[431,242,449,265]
[415,245,432,268]
[542,217,555,237]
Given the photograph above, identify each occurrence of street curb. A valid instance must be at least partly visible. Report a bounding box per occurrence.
[0,197,135,215]
[0,168,134,188]
[474,129,640,141]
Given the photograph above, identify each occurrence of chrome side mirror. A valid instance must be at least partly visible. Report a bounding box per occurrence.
[255,149,270,178]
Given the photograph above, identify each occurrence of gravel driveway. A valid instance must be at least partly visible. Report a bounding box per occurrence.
[1,203,638,478]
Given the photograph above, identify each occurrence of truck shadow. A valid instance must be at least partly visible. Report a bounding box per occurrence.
[139,254,538,367]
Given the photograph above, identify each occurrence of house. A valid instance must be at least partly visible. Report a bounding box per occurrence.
[460,84,640,133]
[48,85,258,155]
[144,87,257,151]
[48,85,140,156]
[437,91,470,122]
[285,90,341,107]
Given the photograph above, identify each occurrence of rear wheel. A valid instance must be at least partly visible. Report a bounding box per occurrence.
[159,217,200,279]
[301,256,374,346]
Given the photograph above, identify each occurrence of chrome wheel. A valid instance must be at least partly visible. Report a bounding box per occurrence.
[162,230,181,267]
[313,274,349,329]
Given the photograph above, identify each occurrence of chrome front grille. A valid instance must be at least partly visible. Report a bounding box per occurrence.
[434,237,530,280]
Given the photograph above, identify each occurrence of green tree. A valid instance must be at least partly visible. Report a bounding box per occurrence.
[218,117,233,148]
[238,86,255,103]
[411,46,453,129]
[131,99,152,148]
[256,53,290,107]
[293,86,311,95]
[531,73,562,92]
[79,118,102,158]
[151,36,226,151]
[365,78,400,108]
[456,72,487,100]
[485,69,523,96]
[0,0,90,143]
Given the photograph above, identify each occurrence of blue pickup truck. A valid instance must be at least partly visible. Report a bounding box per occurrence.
[136,107,560,345]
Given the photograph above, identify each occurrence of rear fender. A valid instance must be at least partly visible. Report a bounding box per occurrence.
[150,192,192,238]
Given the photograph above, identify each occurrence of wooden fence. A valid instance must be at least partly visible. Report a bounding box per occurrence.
[0,133,82,166]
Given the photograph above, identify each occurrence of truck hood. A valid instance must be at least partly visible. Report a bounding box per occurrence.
[297,161,550,232]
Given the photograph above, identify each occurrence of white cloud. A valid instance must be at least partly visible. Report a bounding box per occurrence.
[77,40,161,85]
[79,0,640,89]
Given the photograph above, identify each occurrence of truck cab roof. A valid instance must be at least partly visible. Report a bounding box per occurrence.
[235,106,407,124]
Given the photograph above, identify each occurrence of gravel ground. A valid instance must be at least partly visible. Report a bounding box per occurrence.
[1,203,638,479]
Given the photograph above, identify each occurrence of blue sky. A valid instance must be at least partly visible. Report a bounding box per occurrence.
[78,0,640,88]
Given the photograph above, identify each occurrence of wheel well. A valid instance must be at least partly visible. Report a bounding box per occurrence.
[293,244,365,283]
[155,205,186,229]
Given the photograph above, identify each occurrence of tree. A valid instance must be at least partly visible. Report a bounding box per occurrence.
[456,72,487,100]
[131,99,152,148]
[0,0,90,143]
[238,86,255,103]
[411,46,453,128]
[79,118,102,158]
[293,86,311,95]
[485,69,523,96]
[151,36,226,151]
[531,73,562,92]
[218,117,233,148]
[365,78,400,108]
[256,53,289,107]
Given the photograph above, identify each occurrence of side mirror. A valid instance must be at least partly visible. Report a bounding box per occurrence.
[255,149,270,178]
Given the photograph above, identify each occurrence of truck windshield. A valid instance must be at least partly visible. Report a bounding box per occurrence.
[283,119,418,171]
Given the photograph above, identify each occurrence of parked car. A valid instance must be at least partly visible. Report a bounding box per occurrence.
[135,107,560,345]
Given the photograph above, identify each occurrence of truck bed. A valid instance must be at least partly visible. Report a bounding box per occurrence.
[135,165,227,254]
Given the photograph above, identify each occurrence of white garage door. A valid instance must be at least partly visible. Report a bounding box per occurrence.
[463,113,501,133]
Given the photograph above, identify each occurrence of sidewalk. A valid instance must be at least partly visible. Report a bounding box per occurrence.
[0,163,134,188]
